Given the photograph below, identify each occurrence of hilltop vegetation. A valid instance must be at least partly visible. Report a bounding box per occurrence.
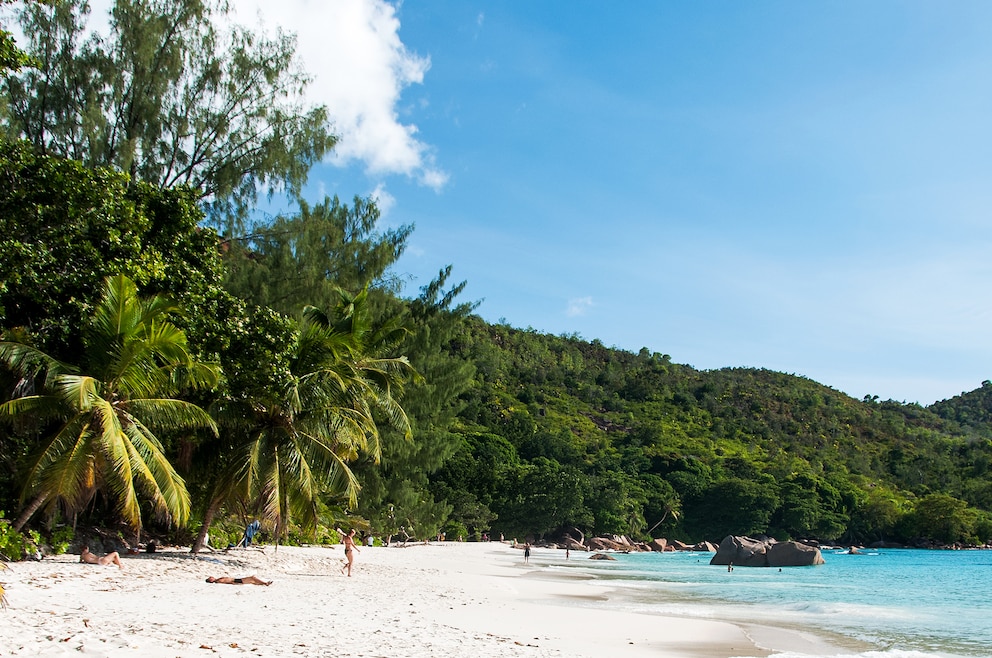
[2,134,990,550]
[429,320,992,545]
[1,1,990,558]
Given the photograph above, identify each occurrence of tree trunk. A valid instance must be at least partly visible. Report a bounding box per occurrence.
[647,508,678,536]
[13,492,48,532]
[191,497,223,555]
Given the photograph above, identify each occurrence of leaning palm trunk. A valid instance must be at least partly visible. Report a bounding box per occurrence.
[191,496,225,555]
[12,492,48,533]
[646,508,679,536]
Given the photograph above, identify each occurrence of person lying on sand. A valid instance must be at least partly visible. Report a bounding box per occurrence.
[205,575,272,586]
[80,546,124,569]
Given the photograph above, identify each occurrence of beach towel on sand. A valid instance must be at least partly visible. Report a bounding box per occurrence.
[235,520,261,548]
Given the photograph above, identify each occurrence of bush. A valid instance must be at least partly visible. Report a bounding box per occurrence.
[441,520,469,542]
[46,526,74,555]
[0,513,40,561]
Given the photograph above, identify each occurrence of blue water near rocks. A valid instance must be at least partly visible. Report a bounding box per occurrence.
[546,548,992,657]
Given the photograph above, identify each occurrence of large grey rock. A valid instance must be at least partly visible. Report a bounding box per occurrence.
[647,538,668,552]
[767,540,824,566]
[710,535,768,566]
[587,536,625,551]
[710,535,824,567]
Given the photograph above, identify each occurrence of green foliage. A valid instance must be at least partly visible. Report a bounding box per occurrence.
[0,1,31,77]
[441,519,469,541]
[198,287,416,548]
[357,268,478,542]
[908,493,983,545]
[0,140,225,360]
[772,472,850,540]
[0,139,236,526]
[429,322,992,545]
[47,525,73,555]
[283,519,338,546]
[0,274,219,531]
[4,0,336,231]
[222,196,414,314]
[0,511,38,560]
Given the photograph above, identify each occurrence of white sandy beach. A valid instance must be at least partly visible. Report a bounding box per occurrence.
[0,541,850,658]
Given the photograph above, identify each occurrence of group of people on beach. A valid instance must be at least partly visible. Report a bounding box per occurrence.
[78,526,365,584]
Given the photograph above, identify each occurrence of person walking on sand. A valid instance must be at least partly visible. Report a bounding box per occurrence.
[523,543,531,564]
[80,546,124,569]
[338,528,360,576]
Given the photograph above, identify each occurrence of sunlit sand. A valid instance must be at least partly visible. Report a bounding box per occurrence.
[0,541,845,657]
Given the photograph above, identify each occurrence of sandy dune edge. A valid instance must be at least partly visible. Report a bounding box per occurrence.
[0,541,843,657]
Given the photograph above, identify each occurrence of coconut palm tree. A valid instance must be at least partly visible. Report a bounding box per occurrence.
[192,288,416,552]
[0,274,219,532]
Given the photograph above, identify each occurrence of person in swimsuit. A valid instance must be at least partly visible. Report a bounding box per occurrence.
[339,528,360,576]
[80,546,124,568]
[205,575,272,585]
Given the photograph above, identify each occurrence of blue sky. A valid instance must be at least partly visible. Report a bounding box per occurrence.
[100,1,992,404]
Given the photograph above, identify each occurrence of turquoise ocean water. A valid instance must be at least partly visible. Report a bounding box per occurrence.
[536,548,992,658]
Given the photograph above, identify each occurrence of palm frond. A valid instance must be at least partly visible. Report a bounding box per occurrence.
[0,341,76,388]
[53,375,102,413]
[27,415,97,518]
[0,394,65,423]
[5,275,215,531]
[92,398,143,527]
[123,420,191,526]
[206,283,419,539]
[168,360,221,393]
[0,561,7,609]
[126,399,218,436]
[209,399,260,430]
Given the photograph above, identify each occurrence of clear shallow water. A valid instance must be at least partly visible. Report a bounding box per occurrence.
[538,548,992,658]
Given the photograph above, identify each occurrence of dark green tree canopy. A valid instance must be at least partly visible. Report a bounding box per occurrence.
[222,195,414,317]
[0,140,223,359]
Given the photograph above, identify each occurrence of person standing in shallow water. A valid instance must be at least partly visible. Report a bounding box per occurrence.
[523,543,531,564]
[339,528,360,576]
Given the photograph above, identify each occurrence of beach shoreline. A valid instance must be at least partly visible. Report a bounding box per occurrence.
[0,541,852,657]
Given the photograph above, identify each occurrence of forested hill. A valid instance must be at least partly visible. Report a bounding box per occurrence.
[427,317,992,546]
[931,383,992,435]
[1,1,988,553]
[0,136,988,550]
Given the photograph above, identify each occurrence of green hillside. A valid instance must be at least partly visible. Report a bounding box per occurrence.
[425,319,992,545]
[1,3,989,552]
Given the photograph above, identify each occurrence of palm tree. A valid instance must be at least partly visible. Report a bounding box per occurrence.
[192,288,416,552]
[0,274,219,532]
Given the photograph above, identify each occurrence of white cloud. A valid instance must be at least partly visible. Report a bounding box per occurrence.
[81,0,447,190]
[370,182,396,216]
[231,0,447,190]
[567,296,594,317]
